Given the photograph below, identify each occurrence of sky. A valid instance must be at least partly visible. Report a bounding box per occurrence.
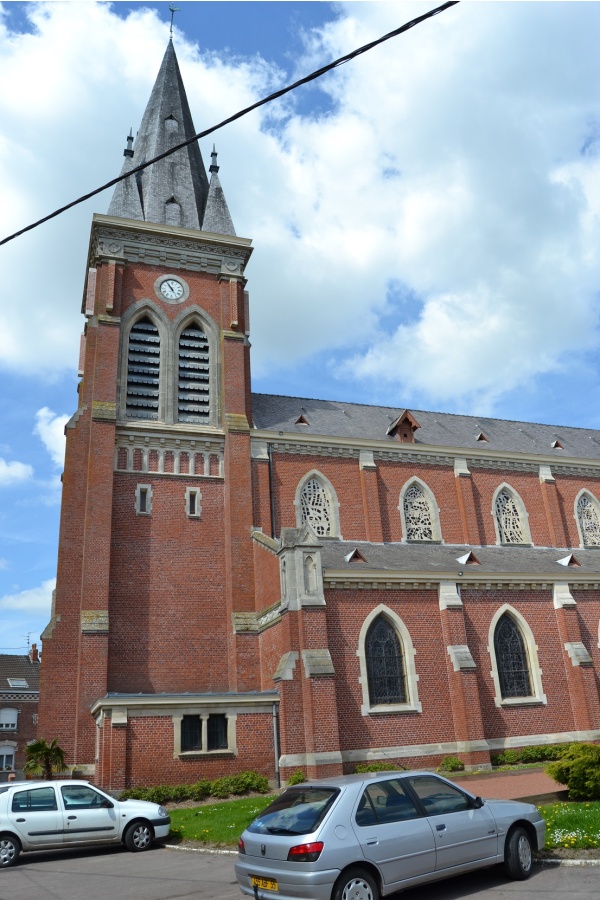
[1,0,600,655]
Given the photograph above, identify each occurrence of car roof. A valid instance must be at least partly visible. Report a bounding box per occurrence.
[287,770,449,789]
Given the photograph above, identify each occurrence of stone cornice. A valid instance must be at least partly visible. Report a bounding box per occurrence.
[323,569,600,590]
[251,430,600,475]
[90,691,278,717]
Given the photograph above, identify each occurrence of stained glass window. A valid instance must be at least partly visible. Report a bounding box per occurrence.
[366,616,406,705]
[577,495,600,547]
[494,613,532,698]
[495,490,526,543]
[300,478,332,537]
[403,484,435,541]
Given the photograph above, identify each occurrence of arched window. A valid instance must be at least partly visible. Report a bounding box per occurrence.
[126,316,160,420]
[493,613,532,699]
[577,493,600,547]
[296,473,341,538]
[401,480,440,541]
[493,487,529,544]
[177,323,210,423]
[366,616,406,705]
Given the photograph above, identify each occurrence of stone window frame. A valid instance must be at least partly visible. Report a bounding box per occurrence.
[172,711,237,758]
[135,483,152,516]
[185,487,202,519]
[118,301,220,427]
[487,604,546,708]
[574,489,600,548]
[0,708,18,731]
[357,604,421,716]
[491,483,532,545]
[0,740,17,769]
[294,469,342,539]
[398,476,442,543]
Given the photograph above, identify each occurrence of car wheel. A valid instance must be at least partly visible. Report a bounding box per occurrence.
[333,867,379,900]
[0,835,21,868]
[505,826,533,880]
[124,821,154,852]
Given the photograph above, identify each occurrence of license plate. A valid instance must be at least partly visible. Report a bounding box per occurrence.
[251,876,278,892]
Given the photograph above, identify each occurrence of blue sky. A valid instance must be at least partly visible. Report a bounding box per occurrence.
[1,1,600,654]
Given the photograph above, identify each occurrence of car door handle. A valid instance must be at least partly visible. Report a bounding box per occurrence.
[436,824,446,832]
[16,818,26,823]
[68,816,77,820]
[366,838,379,845]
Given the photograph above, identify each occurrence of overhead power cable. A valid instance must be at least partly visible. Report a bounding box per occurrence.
[0,1,459,248]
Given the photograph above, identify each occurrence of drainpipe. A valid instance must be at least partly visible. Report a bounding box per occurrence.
[272,702,280,788]
[267,442,276,538]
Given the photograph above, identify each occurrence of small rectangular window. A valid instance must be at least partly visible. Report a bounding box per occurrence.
[207,714,228,751]
[135,484,152,516]
[139,488,148,513]
[7,679,28,688]
[185,487,202,519]
[189,492,196,516]
[181,715,201,752]
[0,753,14,769]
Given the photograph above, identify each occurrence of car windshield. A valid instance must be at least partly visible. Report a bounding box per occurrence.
[247,787,339,836]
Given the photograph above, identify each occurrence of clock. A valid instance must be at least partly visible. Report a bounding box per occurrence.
[154,274,189,304]
[160,278,184,300]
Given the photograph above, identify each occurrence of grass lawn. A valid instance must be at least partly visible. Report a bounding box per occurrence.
[540,801,600,849]
[168,795,276,846]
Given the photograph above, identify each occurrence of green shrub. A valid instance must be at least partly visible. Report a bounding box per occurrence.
[189,780,211,802]
[120,771,269,805]
[355,762,396,773]
[286,770,306,785]
[520,744,563,763]
[437,755,465,773]
[546,742,600,800]
[492,749,521,766]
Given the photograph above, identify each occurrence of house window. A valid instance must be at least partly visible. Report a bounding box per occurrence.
[178,323,210,423]
[135,484,152,516]
[126,317,161,420]
[494,489,528,544]
[365,616,407,706]
[577,494,600,547]
[0,709,18,730]
[6,679,27,689]
[0,752,14,770]
[493,613,533,699]
[181,716,202,752]
[207,714,228,751]
[185,487,202,519]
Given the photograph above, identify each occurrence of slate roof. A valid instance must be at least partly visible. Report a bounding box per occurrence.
[202,150,236,236]
[109,40,229,233]
[251,393,600,460]
[0,655,40,693]
[318,540,600,578]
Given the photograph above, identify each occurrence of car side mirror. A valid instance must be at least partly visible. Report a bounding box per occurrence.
[101,799,114,809]
[473,796,484,809]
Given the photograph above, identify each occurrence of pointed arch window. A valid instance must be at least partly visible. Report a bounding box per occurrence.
[494,489,527,544]
[402,482,439,541]
[178,323,210,423]
[493,613,532,699]
[299,478,333,537]
[126,317,160,420]
[366,616,407,706]
[577,493,600,547]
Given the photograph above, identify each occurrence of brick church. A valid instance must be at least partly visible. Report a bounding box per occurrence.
[39,41,600,790]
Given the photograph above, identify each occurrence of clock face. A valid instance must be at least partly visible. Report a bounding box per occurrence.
[160,278,184,300]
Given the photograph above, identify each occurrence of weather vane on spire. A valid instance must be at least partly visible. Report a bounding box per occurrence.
[169,4,180,38]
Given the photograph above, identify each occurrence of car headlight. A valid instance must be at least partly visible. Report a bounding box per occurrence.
[158,806,168,817]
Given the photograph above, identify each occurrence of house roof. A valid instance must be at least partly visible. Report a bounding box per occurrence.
[251,393,600,460]
[0,655,40,694]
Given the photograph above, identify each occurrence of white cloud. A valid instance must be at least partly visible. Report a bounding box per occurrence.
[0,577,55,613]
[34,407,69,469]
[0,1,599,412]
[0,458,33,487]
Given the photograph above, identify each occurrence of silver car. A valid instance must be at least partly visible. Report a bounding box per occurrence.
[0,779,171,867]
[235,771,545,900]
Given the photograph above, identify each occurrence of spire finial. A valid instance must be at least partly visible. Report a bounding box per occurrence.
[169,4,179,38]
[210,144,219,174]
[124,128,134,158]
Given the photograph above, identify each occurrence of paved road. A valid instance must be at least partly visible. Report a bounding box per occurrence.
[0,846,597,900]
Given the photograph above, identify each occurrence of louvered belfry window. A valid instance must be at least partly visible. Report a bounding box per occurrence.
[178,324,210,423]
[126,317,160,419]
[494,613,532,699]
[366,616,407,705]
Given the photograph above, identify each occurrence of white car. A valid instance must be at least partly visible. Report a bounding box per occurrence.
[0,779,171,867]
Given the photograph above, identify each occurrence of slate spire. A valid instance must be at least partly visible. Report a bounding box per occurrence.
[202,146,236,236]
[108,39,210,230]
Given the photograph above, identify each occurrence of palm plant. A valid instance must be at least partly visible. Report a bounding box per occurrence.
[24,738,66,780]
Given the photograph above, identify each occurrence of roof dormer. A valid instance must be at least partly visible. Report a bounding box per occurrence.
[387,409,421,443]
